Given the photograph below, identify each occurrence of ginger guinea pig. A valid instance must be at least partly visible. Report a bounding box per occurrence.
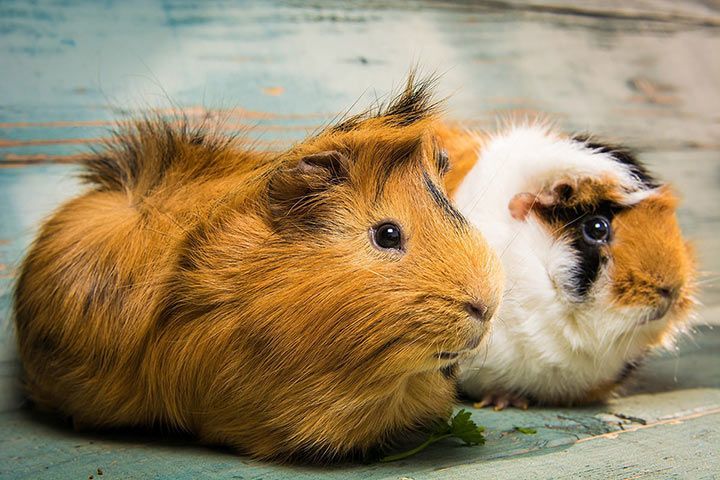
[438,123,696,408]
[13,78,504,461]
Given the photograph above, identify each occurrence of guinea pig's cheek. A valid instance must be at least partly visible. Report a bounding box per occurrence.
[608,195,692,315]
[608,268,652,308]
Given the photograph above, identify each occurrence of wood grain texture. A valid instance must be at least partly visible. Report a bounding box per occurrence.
[0,0,718,477]
[0,328,718,478]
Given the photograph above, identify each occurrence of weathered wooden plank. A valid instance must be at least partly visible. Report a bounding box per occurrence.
[435,410,720,480]
[425,0,720,27]
[0,327,716,479]
[2,1,719,147]
[1,1,718,478]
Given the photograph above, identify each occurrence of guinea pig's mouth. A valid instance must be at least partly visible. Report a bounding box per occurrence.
[435,334,483,360]
[638,303,673,325]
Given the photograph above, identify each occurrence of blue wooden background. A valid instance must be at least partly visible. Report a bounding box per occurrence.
[1,1,719,478]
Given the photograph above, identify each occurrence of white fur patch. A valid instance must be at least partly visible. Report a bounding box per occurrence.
[455,125,670,404]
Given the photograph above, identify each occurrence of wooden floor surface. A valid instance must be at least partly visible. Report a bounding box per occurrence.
[1,1,719,478]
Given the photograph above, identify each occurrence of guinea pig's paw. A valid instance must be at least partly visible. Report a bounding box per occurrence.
[472,392,529,411]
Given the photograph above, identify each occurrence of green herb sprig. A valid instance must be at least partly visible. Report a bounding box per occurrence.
[514,426,537,434]
[380,409,485,462]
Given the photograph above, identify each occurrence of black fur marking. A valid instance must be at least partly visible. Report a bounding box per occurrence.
[189,132,206,145]
[436,149,450,175]
[177,220,215,273]
[573,135,660,188]
[331,73,440,132]
[85,154,131,191]
[382,74,440,127]
[423,172,467,228]
[81,118,236,194]
[616,357,644,383]
[541,201,625,299]
[440,363,458,379]
[570,233,602,298]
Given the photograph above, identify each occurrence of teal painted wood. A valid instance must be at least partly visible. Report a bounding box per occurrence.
[0,328,718,479]
[1,0,719,478]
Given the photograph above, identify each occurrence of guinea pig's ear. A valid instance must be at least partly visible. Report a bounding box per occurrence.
[508,181,575,221]
[295,151,349,180]
[267,150,350,220]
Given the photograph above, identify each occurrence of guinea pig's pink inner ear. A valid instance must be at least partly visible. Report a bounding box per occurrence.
[507,178,580,221]
[508,191,556,221]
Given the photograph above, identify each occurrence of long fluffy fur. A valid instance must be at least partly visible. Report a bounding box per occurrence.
[439,123,696,406]
[13,78,504,461]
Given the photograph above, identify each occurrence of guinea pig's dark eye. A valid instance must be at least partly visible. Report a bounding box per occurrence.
[371,222,403,251]
[582,215,611,245]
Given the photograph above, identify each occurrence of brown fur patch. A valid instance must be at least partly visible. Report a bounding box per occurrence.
[519,175,628,230]
[545,175,626,209]
[610,186,696,337]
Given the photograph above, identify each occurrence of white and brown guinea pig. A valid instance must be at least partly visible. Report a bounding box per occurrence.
[438,123,696,408]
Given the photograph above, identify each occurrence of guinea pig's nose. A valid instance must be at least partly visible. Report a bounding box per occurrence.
[657,285,679,301]
[465,302,490,323]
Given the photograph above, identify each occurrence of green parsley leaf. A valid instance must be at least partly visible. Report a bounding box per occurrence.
[514,426,537,435]
[451,409,486,445]
[380,409,485,462]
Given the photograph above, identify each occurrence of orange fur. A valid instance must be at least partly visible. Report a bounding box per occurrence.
[434,122,484,196]
[610,186,696,344]
[13,80,503,462]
